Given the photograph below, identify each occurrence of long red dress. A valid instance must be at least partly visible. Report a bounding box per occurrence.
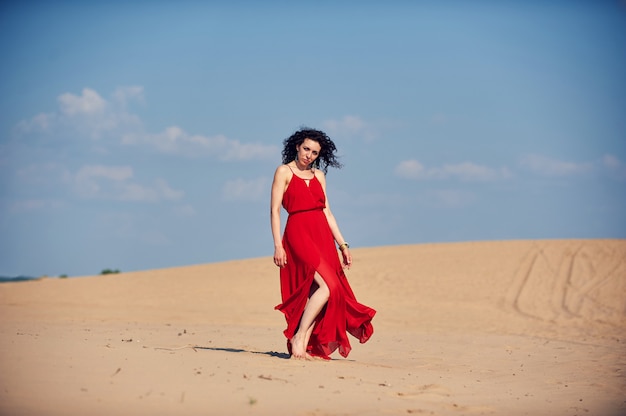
[275,169,376,359]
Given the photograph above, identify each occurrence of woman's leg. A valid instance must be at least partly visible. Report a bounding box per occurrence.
[290,272,329,359]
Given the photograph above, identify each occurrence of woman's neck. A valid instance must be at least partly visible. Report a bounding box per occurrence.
[292,160,311,171]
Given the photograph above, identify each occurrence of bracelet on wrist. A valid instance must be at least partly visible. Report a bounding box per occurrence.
[338,242,350,251]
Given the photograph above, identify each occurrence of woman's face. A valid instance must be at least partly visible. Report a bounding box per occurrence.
[296,138,321,167]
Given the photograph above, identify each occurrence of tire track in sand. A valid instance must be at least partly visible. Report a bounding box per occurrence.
[505,241,626,325]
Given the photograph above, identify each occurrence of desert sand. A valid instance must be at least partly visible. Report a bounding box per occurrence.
[0,239,624,416]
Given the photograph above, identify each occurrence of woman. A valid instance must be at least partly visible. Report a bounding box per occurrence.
[270,127,376,360]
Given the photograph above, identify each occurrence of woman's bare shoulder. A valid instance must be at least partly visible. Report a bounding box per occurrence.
[313,168,326,179]
[313,168,327,186]
[274,164,292,179]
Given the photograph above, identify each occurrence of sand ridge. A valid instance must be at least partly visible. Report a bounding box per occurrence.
[1,239,624,415]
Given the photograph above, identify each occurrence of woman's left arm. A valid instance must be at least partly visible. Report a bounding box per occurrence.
[317,171,352,269]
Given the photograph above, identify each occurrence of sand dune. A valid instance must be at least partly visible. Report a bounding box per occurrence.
[1,239,624,415]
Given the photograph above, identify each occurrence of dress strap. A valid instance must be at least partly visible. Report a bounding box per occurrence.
[287,164,315,180]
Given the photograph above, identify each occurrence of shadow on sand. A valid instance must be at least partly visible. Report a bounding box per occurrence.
[194,346,291,360]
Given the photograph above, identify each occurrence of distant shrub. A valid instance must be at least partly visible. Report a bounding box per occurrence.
[59,274,68,279]
[100,269,121,275]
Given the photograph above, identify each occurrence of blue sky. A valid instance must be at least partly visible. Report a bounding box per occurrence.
[1,1,625,277]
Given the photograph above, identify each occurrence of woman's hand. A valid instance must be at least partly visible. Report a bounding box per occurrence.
[341,247,352,269]
[274,246,287,268]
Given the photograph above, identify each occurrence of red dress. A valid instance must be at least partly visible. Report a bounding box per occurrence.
[275,169,376,359]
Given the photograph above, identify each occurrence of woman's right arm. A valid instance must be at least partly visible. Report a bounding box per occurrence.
[270,165,289,267]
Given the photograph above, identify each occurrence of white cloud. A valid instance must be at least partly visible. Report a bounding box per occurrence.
[15,113,56,134]
[432,162,510,181]
[395,159,510,182]
[74,164,183,202]
[602,154,621,170]
[58,88,107,116]
[394,160,426,179]
[602,154,626,180]
[128,125,277,160]
[114,179,183,202]
[322,115,377,141]
[112,86,145,108]
[76,165,133,182]
[9,163,181,211]
[324,115,365,134]
[222,140,277,161]
[520,154,593,176]
[222,177,268,201]
[16,87,143,140]
[14,112,56,135]
[75,165,133,197]
[15,86,277,161]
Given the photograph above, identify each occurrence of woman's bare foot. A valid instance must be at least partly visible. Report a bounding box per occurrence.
[290,333,312,360]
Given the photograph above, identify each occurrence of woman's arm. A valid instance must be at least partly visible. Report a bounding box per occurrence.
[316,170,352,269]
[270,165,289,267]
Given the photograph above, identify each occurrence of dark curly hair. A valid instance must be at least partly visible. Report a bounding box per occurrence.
[281,127,343,173]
